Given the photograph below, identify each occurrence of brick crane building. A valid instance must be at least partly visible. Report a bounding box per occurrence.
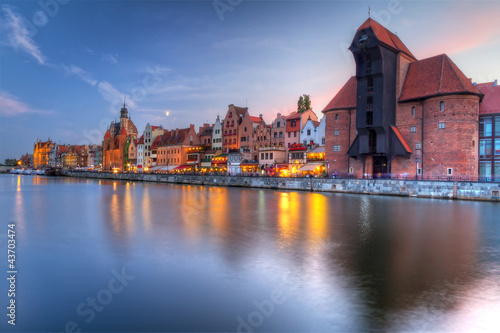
[323,18,488,179]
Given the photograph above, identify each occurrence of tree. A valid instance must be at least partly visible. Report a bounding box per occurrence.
[297,96,304,113]
[297,94,311,113]
[3,159,17,166]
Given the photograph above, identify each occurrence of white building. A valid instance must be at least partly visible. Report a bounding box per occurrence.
[212,115,223,151]
[141,123,164,168]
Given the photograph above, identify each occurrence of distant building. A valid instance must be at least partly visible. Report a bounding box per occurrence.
[156,124,199,171]
[33,138,57,168]
[285,110,318,149]
[198,123,214,149]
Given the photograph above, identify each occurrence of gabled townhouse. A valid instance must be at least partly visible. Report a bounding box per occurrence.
[156,124,200,172]
[270,113,287,148]
[212,115,223,152]
[285,109,318,149]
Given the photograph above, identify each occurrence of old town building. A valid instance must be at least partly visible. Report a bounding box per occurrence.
[270,113,287,148]
[102,103,138,171]
[33,138,57,168]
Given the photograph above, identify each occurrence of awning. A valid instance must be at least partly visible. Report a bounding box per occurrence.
[240,163,259,167]
[299,163,323,171]
[275,164,288,169]
[150,166,163,171]
[173,165,194,171]
[158,165,177,171]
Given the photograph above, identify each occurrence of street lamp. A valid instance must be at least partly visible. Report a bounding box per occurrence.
[326,159,329,177]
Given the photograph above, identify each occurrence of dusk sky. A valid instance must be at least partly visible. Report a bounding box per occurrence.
[1,0,499,161]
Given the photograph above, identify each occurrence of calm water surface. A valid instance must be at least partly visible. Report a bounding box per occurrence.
[1,175,499,332]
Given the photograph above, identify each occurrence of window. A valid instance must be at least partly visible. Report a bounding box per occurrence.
[333,145,341,152]
[307,129,311,136]
[335,114,339,121]
[366,53,372,73]
[270,153,273,160]
[294,132,297,137]
[412,106,415,116]
[303,140,307,145]
[416,143,421,150]
[279,131,283,138]
[322,137,325,145]
[261,153,264,160]
[495,139,500,159]
[496,117,500,136]
[438,122,445,129]
[367,76,373,93]
[480,117,493,137]
[440,101,444,111]
[417,168,422,175]
[265,153,269,159]
[244,127,247,132]
[410,126,416,133]
[288,132,291,138]
[447,168,453,176]
[366,111,373,125]
[233,138,236,143]
[479,161,492,179]
[349,167,353,174]
[334,130,339,136]
[274,132,277,138]
[479,139,492,158]
[277,122,280,128]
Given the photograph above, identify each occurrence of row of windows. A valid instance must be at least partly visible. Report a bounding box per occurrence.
[287,132,298,138]
[480,117,500,137]
[158,158,180,164]
[479,161,500,181]
[261,152,274,160]
[273,132,284,138]
[479,139,500,159]
[289,152,305,160]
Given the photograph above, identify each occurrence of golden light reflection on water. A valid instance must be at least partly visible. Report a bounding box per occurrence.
[207,187,229,238]
[307,193,329,243]
[141,185,152,232]
[277,192,300,247]
[124,182,134,234]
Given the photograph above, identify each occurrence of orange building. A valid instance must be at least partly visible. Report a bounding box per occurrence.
[33,138,56,168]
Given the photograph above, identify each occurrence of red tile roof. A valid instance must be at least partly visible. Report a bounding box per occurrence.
[151,125,162,131]
[249,116,263,123]
[137,135,144,144]
[357,18,416,60]
[391,125,413,154]
[286,112,301,120]
[119,125,128,136]
[322,76,357,112]
[399,54,483,102]
[104,130,111,139]
[477,81,500,115]
[150,135,162,149]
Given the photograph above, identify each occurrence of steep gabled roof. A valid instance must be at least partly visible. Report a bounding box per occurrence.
[249,116,263,123]
[151,125,162,131]
[357,18,416,60]
[137,135,144,144]
[104,130,111,139]
[477,81,500,115]
[322,76,357,113]
[233,106,247,118]
[286,112,301,120]
[199,126,213,136]
[119,125,128,136]
[150,135,162,150]
[399,54,484,102]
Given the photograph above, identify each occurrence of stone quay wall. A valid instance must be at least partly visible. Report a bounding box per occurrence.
[62,171,500,202]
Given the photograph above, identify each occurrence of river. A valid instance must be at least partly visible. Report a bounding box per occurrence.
[1,174,499,332]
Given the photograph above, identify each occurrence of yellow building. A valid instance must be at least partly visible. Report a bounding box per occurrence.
[33,139,56,168]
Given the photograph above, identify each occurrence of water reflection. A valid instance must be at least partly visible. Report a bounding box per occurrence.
[3,175,499,332]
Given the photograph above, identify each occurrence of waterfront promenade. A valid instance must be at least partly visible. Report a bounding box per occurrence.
[63,171,500,202]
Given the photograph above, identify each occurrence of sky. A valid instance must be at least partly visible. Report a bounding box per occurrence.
[0,0,499,161]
